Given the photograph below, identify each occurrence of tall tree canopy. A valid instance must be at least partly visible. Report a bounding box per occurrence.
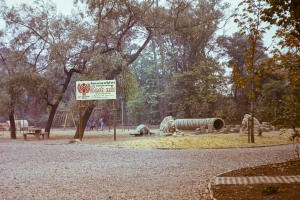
[261,0,300,130]
[127,0,229,122]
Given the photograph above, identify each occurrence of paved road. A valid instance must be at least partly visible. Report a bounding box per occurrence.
[0,140,296,200]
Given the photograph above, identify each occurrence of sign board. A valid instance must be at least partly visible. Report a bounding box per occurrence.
[76,80,116,100]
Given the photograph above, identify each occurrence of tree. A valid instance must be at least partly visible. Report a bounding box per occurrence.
[257,79,286,123]
[0,46,48,138]
[72,0,155,139]
[1,1,93,136]
[127,0,229,121]
[149,2,170,121]
[1,2,48,138]
[233,0,270,143]
[0,49,29,139]
[129,50,162,124]
[261,0,300,136]
[217,33,252,121]
[261,0,300,42]
[164,0,228,118]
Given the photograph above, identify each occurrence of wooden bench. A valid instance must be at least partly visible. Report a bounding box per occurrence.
[23,128,48,140]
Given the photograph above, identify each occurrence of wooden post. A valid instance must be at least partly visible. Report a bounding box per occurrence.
[63,113,68,130]
[71,111,77,129]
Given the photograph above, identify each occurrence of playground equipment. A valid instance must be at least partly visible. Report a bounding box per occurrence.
[175,118,225,131]
[53,108,108,130]
[53,110,77,129]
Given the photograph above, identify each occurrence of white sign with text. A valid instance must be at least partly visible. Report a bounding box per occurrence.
[76,80,116,100]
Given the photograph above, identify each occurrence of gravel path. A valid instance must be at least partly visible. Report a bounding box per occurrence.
[0,140,295,200]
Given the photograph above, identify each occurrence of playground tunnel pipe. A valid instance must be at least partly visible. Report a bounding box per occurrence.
[175,118,225,130]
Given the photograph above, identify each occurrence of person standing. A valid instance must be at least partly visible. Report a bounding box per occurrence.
[99,118,104,131]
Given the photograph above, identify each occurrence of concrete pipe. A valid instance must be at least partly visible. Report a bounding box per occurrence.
[175,118,225,130]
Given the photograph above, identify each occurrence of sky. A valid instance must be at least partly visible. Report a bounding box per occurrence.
[0,0,74,28]
[3,0,74,14]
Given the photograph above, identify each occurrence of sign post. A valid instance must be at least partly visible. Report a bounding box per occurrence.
[113,100,117,141]
[79,101,83,141]
[76,80,117,141]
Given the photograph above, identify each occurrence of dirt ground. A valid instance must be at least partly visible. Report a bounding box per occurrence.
[0,129,300,200]
[212,160,300,200]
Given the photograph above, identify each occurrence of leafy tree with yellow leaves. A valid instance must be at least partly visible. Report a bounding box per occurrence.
[233,0,270,143]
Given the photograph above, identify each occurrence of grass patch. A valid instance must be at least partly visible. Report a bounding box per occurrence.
[116,132,293,149]
[2,129,294,149]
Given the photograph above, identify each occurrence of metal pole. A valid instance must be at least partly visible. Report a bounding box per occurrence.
[79,101,83,141]
[121,99,124,132]
[113,100,116,141]
[248,118,250,143]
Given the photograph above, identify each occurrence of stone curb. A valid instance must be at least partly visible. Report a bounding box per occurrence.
[207,176,217,200]
[207,175,300,200]
[213,175,300,185]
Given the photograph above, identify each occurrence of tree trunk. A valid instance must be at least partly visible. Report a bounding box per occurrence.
[9,93,17,139]
[158,42,167,120]
[151,38,166,121]
[74,104,95,139]
[250,113,255,143]
[44,69,79,135]
[44,102,60,135]
[250,82,255,143]
[250,33,256,144]
[9,110,17,139]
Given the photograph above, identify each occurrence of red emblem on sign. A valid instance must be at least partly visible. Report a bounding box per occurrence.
[77,83,90,97]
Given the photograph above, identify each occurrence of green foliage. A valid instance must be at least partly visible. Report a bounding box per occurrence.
[127,88,149,125]
[258,0,300,145]
[213,97,239,123]
[129,48,163,123]
[119,72,139,102]
[233,0,269,98]
[167,60,226,118]
[257,80,286,124]
[281,84,300,128]
[126,0,229,122]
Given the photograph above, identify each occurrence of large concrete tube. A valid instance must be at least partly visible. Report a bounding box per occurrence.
[175,118,225,130]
